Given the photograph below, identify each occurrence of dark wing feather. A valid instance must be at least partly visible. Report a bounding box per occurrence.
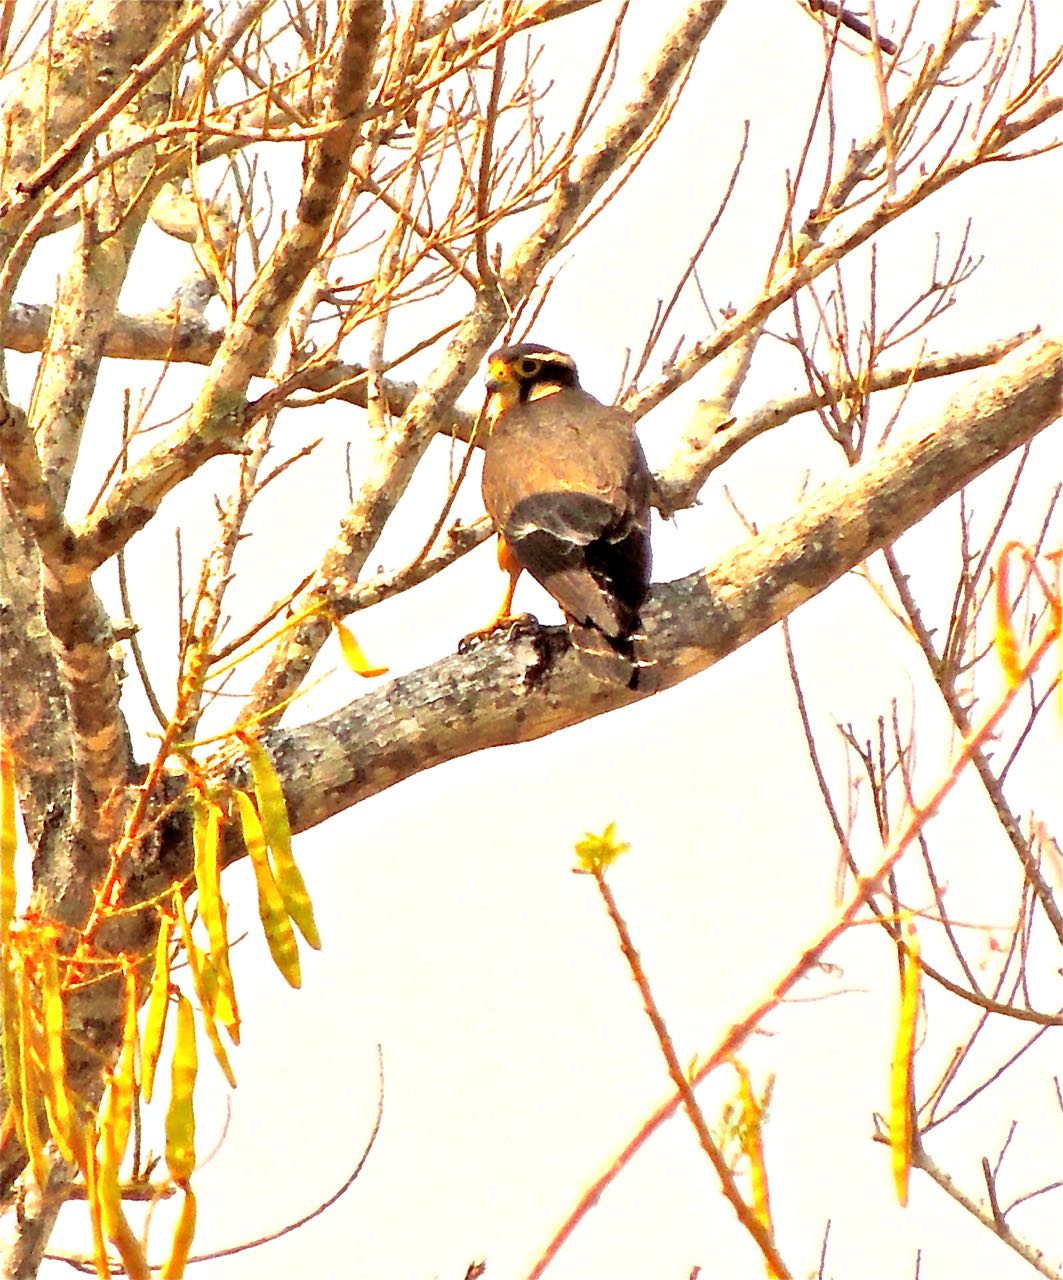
[482,387,652,640]
[505,491,617,545]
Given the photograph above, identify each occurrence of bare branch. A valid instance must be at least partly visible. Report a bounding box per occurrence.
[234,334,1060,837]
[656,329,1041,511]
[912,1146,1062,1280]
[0,0,190,202]
[75,0,386,566]
[0,392,71,570]
[1,4,1058,1273]
[238,0,732,720]
[0,6,205,226]
[883,544,1063,943]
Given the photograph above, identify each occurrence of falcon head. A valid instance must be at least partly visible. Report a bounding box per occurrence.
[485,343,580,411]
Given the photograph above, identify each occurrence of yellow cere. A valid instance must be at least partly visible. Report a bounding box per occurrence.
[489,358,517,383]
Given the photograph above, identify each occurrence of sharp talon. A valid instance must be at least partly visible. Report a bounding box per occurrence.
[458,628,493,655]
[504,612,539,640]
[459,613,539,655]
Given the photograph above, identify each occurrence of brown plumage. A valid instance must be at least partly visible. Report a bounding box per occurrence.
[479,343,654,687]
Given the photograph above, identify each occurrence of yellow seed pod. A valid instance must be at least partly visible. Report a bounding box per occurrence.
[890,915,921,1207]
[241,738,320,949]
[192,798,240,1038]
[17,971,48,1189]
[161,1186,197,1279]
[173,894,236,1088]
[1,960,26,1150]
[165,994,198,1186]
[993,544,1022,690]
[83,1137,110,1280]
[1,745,17,941]
[734,1061,774,1247]
[39,951,79,1165]
[233,790,302,987]
[142,913,174,1105]
[334,619,388,678]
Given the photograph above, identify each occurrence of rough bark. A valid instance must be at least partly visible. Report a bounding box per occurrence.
[0,1,1059,1273]
[235,334,1062,837]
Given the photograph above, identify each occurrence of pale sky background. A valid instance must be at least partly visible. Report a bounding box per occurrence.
[7,1,1062,1277]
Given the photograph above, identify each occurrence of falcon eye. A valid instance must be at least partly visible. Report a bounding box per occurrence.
[514,356,542,379]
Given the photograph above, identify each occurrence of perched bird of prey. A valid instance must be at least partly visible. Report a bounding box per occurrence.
[476,342,654,688]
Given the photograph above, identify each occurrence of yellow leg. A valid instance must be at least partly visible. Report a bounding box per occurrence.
[491,536,522,625]
[458,537,527,650]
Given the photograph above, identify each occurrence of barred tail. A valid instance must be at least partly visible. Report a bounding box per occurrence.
[569,621,656,691]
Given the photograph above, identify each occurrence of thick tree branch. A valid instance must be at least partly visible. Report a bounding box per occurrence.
[0,396,72,570]
[1,3,192,855]
[1,301,480,437]
[34,152,163,502]
[654,329,1042,510]
[237,333,1060,836]
[0,0,187,206]
[1,3,1057,1274]
[75,0,385,568]
[238,0,732,720]
[0,397,126,851]
[0,518,70,850]
[0,6,204,229]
